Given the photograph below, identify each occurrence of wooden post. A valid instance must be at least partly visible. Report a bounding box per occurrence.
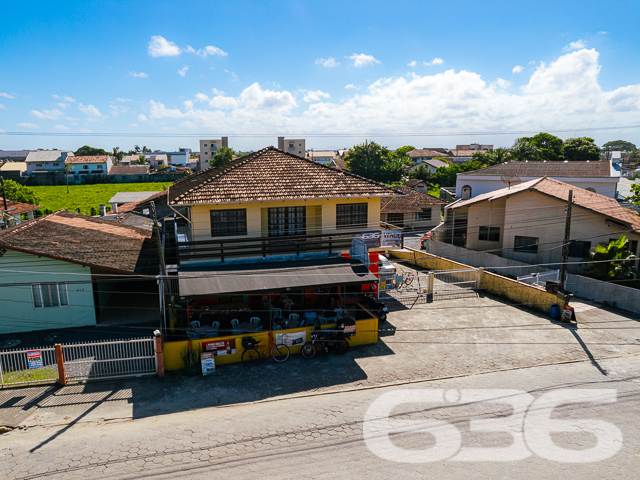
[560,190,573,290]
[55,344,66,386]
[154,330,165,377]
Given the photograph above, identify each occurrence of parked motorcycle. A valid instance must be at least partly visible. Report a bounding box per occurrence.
[363,294,388,323]
[301,325,353,359]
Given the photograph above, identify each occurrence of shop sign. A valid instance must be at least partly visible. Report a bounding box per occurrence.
[26,350,43,370]
[202,338,237,356]
[361,230,382,248]
[200,352,216,376]
[380,230,402,247]
[276,331,307,346]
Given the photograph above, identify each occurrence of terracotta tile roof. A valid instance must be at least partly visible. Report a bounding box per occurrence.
[406,179,427,188]
[332,159,347,170]
[0,210,157,274]
[451,177,640,231]
[407,149,452,158]
[462,161,614,178]
[0,198,42,214]
[450,150,477,157]
[109,165,150,175]
[168,146,397,205]
[65,156,110,164]
[381,186,446,213]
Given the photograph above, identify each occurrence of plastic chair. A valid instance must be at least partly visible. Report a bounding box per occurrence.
[335,308,345,319]
[211,321,220,329]
[289,313,299,322]
[250,317,260,325]
[319,316,328,325]
[271,307,283,319]
[298,319,306,327]
[256,325,263,331]
[231,318,240,335]
[189,320,200,329]
[186,331,198,340]
[274,324,282,330]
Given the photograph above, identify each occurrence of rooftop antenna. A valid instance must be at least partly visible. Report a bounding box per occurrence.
[501,174,522,189]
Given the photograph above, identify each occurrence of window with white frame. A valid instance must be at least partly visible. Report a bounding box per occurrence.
[31,283,69,308]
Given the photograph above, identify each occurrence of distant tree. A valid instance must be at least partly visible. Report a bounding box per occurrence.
[472,148,508,166]
[529,133,563,162]
[508,137,541,162]
[211,147,236,166]
[603,140,637,152]
[112,147,125,163]
[625,183,640,206]
[345,141,410,183]
[133,145,141,154]
[142,146,151,153]
[1,180,39,204]
[132,156,148,165]
[409,164,436,184]
[74,145,109,156]
[395,145,416,157]
[561,137,600,162]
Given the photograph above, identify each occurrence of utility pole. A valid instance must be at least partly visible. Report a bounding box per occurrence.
[560,190,573,289]
[0,176,8,212]
[151,201,169,339]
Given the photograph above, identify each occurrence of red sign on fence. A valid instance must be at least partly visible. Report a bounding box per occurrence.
[201,339,236,356]
[27,350,43,369]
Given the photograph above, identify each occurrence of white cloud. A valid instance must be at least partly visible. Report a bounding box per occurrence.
[129,123,138,127]
[53,124,70,131]
[17,122,38,129]
[138,48,640,145]
[138,114,148,121]
[194,45,227,57]
[194,93,210,102]
[224,70,239,82]
[347,53,381,67]
[0,92,14,99]
[178,66,189,77]
[598,31,609,35]
[116,98,132,102]
[110,105,129,117]
[409,58,444,67]
[563,39,587,52]
[63,95,75,102]
[303,90,331,102]
[0,104,5,110]
[30,109,64,119]
[344,84,358,90]
[148,35,181,57]
[315,57,339,68]
[78,103,102,117]
[184,100,194,109]
[495,78,511,89]
[211,88,224,95]
[129,71,148,78]
[512,65,524,74]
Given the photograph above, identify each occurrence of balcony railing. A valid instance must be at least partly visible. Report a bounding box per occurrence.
[170,231,361,265]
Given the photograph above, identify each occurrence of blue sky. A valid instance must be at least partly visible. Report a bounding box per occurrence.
[1,0,640,153]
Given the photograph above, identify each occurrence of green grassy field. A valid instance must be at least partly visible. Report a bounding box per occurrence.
[31,183,172,215]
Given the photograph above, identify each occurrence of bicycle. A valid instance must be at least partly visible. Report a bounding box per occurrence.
[241,333,289,363]
[398,271,415,289]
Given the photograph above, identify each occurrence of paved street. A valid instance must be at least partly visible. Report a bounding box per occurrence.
[2,291,640,478]
[2,355,640,479]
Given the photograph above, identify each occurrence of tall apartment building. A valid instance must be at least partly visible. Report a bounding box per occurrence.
[455,143,493,151]
[198,137,229,171]
[278,137,306,157]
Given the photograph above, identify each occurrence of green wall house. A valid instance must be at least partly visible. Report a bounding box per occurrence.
[0,210,157,335]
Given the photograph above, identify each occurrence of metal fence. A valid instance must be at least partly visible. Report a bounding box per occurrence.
[0,346,58,387]
[380,268,479,304]
[517,270,559,288]
[432,269,479,294]
[64,337,157,382]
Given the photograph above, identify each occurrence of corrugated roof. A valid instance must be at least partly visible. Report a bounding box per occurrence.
[450,177,640,231]
[169,146,397,205]
[461,161,613,178]
[381,186,446,213]
[66,156,110,164]
[109,165,150,175]
[0,210,156,274]
[25,151,73,163]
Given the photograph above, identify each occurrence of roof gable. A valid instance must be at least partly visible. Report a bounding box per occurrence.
[169,146,396,205]
[381,186,446,213]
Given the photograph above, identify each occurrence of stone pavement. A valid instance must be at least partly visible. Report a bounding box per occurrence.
[2,355,640,479]
[2,293,639,430]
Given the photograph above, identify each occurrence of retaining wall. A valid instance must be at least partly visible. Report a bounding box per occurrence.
[566,274,640,315]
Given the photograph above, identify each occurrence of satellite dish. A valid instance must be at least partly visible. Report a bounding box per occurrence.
[501,174,522,189]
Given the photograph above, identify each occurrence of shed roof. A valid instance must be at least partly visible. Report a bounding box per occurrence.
[109,165,150,175]
[381,186,446,213]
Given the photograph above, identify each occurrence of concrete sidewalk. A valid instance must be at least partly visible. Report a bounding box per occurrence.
[2,293,639,429]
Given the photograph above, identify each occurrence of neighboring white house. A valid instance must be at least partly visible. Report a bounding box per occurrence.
[456,160,620,200]
[25,150,74,175]
[306,150,336,165]
[65,155,113,177]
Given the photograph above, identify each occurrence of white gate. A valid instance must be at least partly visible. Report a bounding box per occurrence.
[0,346,58,387]
[517,270,560,288]
[64,337,157,382]
[432,269,479,295]
[380,268,479,305]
